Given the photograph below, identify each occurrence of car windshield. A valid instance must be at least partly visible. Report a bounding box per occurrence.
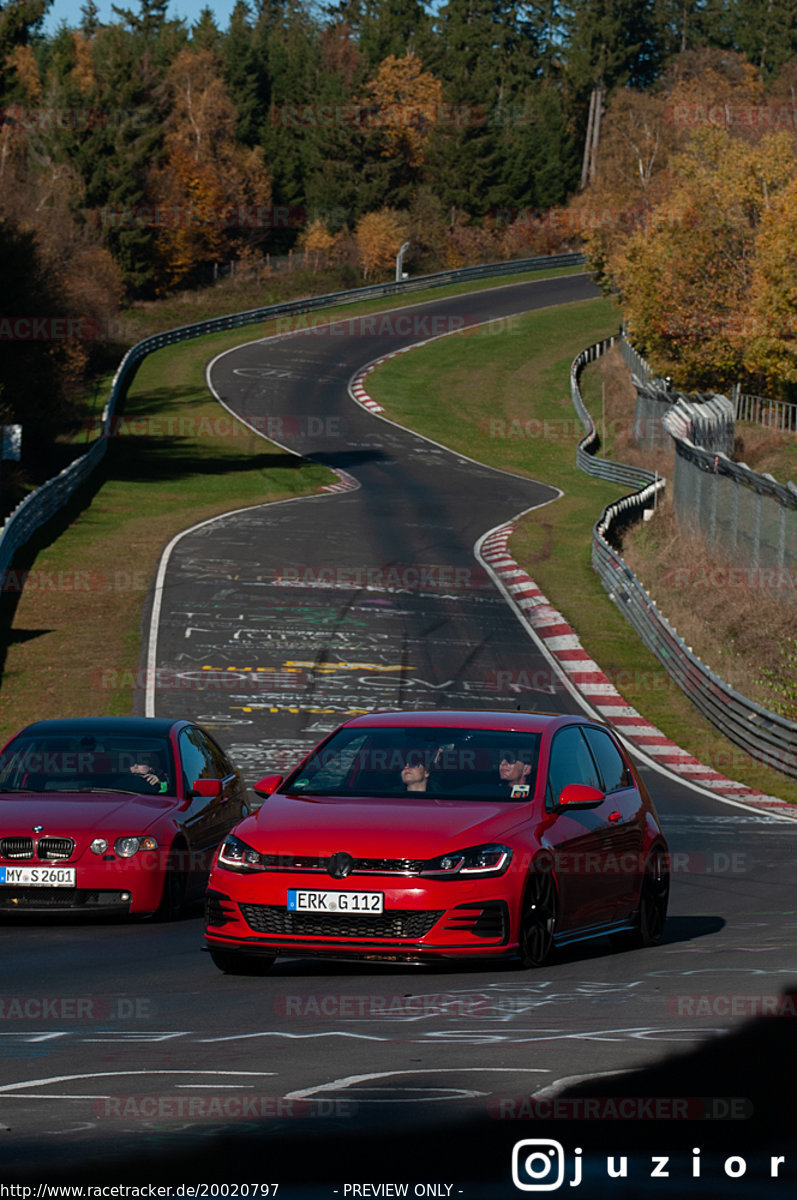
[0,733,176,795]
[283,726,541,800]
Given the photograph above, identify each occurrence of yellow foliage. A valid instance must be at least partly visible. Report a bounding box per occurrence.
[71,32,96,96]
[152,49,272,290]
[299,218,335,269]
[745,177,797,385]
[6,45,42,102]
[569,50,797,391]
[355,208,408,280]
[615,129,797,388]
[358,52,444,167]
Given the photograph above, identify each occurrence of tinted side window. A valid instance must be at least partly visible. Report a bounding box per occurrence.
[179,727,215,794]
[582,727,631,793]
[201,731,233,777]
[545,726,601,807]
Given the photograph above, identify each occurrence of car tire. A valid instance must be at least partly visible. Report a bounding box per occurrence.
[613,846,669,949]
[155,844,189,921]
[208,948,276,976]
[517,869,557,968]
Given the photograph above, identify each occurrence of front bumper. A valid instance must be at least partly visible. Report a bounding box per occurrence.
[205,879,515,962]
[0,853,167,916]
[0,887,133,916]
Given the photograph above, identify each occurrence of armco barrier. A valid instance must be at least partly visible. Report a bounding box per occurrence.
[570,335,662,491]
[572,335,797,779]
[0,252,584,585]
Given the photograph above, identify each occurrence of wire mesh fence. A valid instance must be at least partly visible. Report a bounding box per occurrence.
[671,439,797,588]
[572,333,797,779]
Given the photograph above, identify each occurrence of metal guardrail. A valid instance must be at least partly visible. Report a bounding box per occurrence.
[570,335,662,490]
[0,252,585,584]
[571,334,797,779]
[0,439,108,584]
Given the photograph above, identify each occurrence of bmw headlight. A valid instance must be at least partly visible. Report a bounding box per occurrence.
[218,834,266,872]
[114,835,158,858]
[420,843,512,879]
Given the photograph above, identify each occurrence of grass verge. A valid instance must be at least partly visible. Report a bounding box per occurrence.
[0,326,332,740]
[364,300,797,804]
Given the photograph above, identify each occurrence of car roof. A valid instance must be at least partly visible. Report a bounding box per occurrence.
[12,717,184,739]
[337,710,589,733]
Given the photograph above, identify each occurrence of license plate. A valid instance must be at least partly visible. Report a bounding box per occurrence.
[287,889,384,914]
[0,866,76,887]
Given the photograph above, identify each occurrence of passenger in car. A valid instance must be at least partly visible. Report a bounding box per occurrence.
[497,750,535,798]
[400,751,433,792]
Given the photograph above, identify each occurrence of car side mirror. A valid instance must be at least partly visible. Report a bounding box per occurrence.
[254,774,283,798]
[555,783,605,810]
[192,779,222,798]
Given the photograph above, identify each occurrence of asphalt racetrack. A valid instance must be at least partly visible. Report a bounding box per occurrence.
[3,274,797,1196]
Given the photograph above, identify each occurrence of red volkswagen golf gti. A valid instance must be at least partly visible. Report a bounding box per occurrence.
[205,710,669,973]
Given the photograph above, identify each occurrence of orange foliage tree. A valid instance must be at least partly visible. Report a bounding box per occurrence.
[358,52,444,168]
[354,207,408,279]
[299,217,336,269]
[151,48,271,291]
[745,176,797,389]
[569,51,797,390]
[615,128,796,388]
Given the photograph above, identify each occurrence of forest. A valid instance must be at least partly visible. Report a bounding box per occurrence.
[1,0,797,469]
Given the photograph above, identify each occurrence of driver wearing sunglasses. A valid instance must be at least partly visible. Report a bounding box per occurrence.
[400,750,433,792]
[498,749,534,797]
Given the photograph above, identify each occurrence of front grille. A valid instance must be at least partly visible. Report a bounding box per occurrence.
[257,854,425,876]
[0,837,75,861]
[37,837,74,861]
[240,904,442,940]
[355,858,425,874]
[1,838,34,859]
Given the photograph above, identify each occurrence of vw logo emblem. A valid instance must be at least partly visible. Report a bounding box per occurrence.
[327,851,353,879]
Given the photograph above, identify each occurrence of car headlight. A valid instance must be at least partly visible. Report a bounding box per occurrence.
[420,843,512,879]
[218,834,266,872]
[114,836,158,858]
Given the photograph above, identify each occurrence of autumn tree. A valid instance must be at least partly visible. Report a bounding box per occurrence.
[354,206,407,279]
[615,128,796,388]
[0,0,48,98]
[299,217,335,268]
[151,46,271,290]
[744,175,797,392]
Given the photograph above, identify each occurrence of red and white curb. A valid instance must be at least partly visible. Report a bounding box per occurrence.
[350,345,423,414]
[479,522,793,817]
[320,468,359,494]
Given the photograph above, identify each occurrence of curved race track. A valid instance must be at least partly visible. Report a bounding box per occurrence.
[2,274,797,1196]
